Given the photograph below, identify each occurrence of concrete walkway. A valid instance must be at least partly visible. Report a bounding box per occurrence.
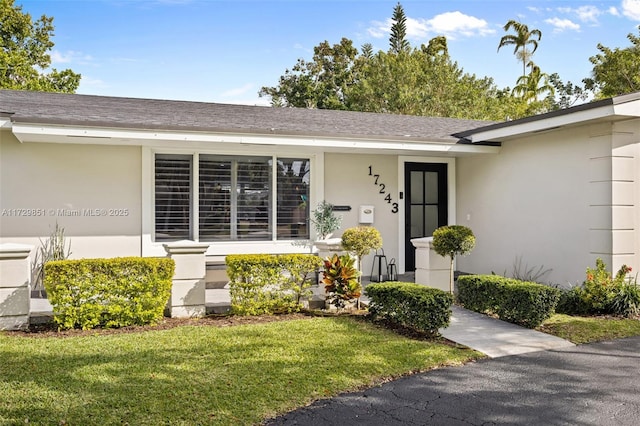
[440,305,574,358]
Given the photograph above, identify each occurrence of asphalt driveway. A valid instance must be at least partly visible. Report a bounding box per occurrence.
[266,336,640,425]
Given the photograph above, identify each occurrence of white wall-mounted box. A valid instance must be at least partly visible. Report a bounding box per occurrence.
[359,205,374,224]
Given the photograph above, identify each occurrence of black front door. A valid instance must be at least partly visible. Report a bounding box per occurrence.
[405,163,448,271]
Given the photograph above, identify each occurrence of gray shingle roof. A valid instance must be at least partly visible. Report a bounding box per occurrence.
[0,89,493,143]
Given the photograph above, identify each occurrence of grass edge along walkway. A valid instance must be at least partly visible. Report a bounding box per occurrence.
[0,316,482,426]
[539,313,640,344]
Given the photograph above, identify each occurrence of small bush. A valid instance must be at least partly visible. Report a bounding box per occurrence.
[341,226,383,276]
[432,225,475,293]
[366,282,453,334]
[226,254,322,315]
[556,259,640,318]
[457,275,560,328]
[322,254,361,308]
[44,257,174,330]
[556,287,590,315]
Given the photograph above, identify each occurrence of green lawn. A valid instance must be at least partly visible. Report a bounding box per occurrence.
[540,314,640,344]
[0,317,481,425]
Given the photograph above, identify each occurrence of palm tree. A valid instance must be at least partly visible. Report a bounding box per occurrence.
[497,20,542,77]
[512,62,554,102]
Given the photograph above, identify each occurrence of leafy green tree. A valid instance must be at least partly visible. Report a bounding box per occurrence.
[497,20,542,77]
[350,45,527,120]
[584,26,640,98]
[389,2,410,54]
[0,0,80,92]
[260,4,535,120]
[547,73,590,110]
[259,37,361,109]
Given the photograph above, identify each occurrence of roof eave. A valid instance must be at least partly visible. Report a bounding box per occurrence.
[9,122,501,155]
[455,92,640,143]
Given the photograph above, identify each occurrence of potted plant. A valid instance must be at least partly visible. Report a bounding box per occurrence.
[310,200,342,240]
[341,226,382,307]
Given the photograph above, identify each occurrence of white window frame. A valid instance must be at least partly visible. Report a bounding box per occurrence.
[142,146,323,258]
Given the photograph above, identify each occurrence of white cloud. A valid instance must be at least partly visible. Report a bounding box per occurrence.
[220,83,254,98]
[425,12,495,39]
[556,5,603,23]
[545,17,581,32]
[622,0,640,20]
[77,76,107,91]
[367,20,388,38]
[574,6,602,22]
[367,11,493,41]
[50,50,93,65]
[609,6,621,16]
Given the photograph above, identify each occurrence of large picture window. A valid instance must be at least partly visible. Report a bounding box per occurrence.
[154,153,310,242]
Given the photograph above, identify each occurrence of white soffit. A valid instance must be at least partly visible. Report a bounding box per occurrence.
[9,123,499,155]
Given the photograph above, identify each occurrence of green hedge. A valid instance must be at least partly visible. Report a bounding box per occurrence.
[226,254,322,315]
[365,282,453,334]
[44,257,174,330]
[457,275,560,328]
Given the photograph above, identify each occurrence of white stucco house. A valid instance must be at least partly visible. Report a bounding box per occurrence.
[1,89,639,288]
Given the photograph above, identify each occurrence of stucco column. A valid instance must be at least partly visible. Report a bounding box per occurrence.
[314,238,349,261]
[0,243,33,330]
[411,237,449,292]
[163,241,210,318]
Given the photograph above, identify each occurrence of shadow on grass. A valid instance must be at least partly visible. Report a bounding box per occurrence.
[0,317,476,425]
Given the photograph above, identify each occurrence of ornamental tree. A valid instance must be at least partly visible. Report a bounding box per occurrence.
[432,225,475,294]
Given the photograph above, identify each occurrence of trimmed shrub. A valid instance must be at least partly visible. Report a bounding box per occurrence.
[457,275,560,328]
[44,257,174,330]
[556,287,590,315]
[366,282,454,334]
[226,254,322,315]
[432,225,475,294]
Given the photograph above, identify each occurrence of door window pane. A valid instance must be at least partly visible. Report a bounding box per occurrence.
[410,171,423,204]
[424,205,439,237]
[410,205,423,238]
[425,172,439,204]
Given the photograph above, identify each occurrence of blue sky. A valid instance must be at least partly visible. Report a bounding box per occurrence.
[18,0,640,105]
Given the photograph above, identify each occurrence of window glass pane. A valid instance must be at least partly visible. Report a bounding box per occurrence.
[425,172,439,204]
[277,158,310,240]
[424,205,439,237]
[237,158,271,240]
[410,205,423,238]
[410,171,423,204]
[155,154,191,241]
[199,157,231,240]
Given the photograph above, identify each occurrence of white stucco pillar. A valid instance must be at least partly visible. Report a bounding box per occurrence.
[314,238,349,260]
[163,241,210,318]
[0,244,33,330]
[411,237,449,292]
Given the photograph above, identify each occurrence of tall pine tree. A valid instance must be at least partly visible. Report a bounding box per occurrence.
[389,2,410,54]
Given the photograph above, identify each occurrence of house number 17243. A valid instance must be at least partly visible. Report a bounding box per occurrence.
[368,166,399,214]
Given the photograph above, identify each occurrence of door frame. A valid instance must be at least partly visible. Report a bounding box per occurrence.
[397,156,456,274]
